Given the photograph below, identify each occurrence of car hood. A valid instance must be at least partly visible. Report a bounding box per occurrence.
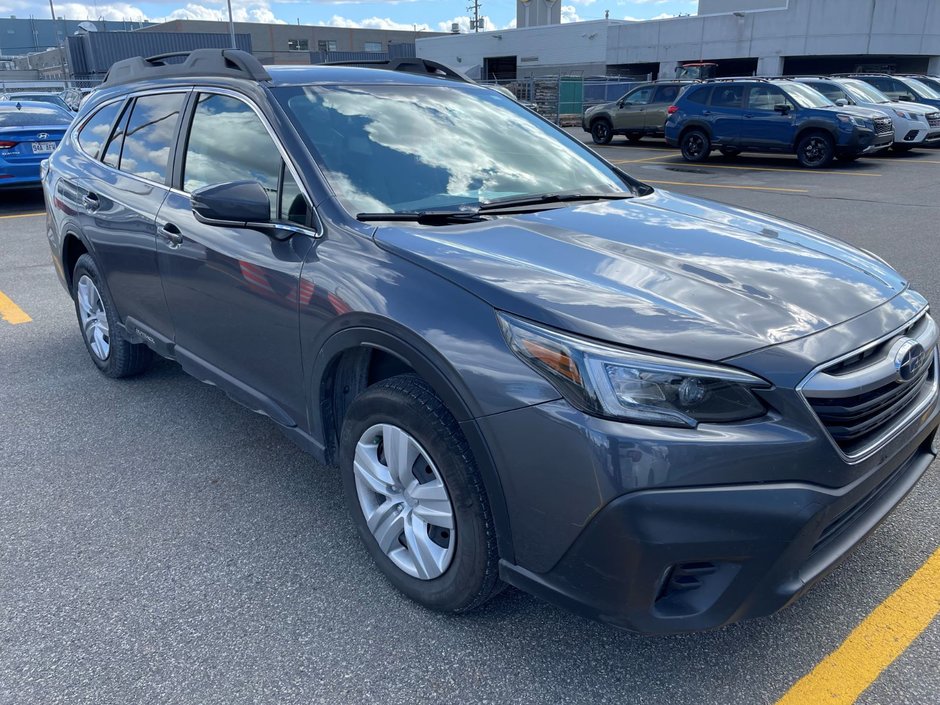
[374,190,906,361]
[884,100,936,116]
[823,105,887,119]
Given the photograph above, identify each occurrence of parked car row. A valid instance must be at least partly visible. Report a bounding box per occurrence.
[583,73,940,168]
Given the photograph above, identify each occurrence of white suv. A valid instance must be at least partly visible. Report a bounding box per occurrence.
[795,77,940,152]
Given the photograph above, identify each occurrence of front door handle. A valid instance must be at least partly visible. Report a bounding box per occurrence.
[158,223,183,248]
[702,110,712,116]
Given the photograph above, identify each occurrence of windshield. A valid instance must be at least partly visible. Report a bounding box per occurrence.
[274,83,632,215]
[901,77,940,100]
[781,82,834,109]
[915,76,940,94]
[0,104,72,126]
[841,79,891,104]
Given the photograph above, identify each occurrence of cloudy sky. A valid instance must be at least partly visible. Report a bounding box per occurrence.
[5,0,700,32]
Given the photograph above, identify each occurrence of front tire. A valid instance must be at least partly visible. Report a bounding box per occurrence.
[836,152,861,162]
[339,374,501,613]
[796,131,834,168]
[891,144,914,153]
[680,129,711,162]
[626,132,643,144]
[72,253,152,378]
[591,119,613,145]
[719,147,741,158]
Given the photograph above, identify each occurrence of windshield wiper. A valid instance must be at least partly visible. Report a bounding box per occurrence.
[356,193,636,225]
[357,211,483,225]
[477,192,634,211]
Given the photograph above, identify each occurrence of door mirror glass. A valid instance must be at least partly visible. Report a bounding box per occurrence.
[898,94,913,101]
[773,104,791,114]
[191,180,272,225]
[834,98,848,107]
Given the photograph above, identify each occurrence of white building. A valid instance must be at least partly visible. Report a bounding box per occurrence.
[417,0,940,80]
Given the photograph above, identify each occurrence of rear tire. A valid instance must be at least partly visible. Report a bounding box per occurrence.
[796,131,834,168]
[590,119,613,145]
[72,253,152,378]
[719,147,741,158]
[339,374,502,613]
[680,129,711,162]
[626,132,643,144]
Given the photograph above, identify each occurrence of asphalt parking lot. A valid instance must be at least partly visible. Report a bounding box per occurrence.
[2,137,939,705]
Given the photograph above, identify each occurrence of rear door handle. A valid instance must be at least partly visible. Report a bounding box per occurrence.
[158,223,183,248]
[81,193,99,212]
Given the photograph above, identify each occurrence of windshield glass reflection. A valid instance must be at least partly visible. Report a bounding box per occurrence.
[274,84,628,215]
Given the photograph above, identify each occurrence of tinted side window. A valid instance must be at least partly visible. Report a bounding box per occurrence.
[653,85,680,104]
[183,94,285,219]
[119,93,185,183]
[77,101,123,158]
[684,86,712,105]
[710,85,745,108]
[747,85,792,111]
[624,86,654,105]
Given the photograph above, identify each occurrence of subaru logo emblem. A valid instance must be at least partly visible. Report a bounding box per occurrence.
[36,132,48,139]
[891,337,925,383]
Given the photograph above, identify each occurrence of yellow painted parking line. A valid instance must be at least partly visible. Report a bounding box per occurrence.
[611,155,676,164]
[0,211,44,219]
[775,546,940,705]
[0,290,32,325]
[644,179,808,193]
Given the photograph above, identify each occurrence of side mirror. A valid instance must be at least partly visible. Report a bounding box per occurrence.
[192,180,271,225]
[834,98,848,107]
[617,99,625,108]
[773,104,791,114]
[897,95,913,102]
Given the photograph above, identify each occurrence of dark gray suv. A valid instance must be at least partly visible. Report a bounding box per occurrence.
[43,50,939,634]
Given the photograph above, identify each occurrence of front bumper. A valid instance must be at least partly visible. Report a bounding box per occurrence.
[498,416,937,634]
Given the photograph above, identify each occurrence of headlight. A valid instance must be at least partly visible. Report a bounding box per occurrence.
[893,109,912,119]
[837,114,872,128]
[498,313,769,428]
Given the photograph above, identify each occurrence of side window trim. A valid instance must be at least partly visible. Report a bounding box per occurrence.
[177,87,320,234]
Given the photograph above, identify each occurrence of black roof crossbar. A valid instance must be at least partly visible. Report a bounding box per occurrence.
[703,76,772,83]
[102,49,271,88]
[322,57,473,83]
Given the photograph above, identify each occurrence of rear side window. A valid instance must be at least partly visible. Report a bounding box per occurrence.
[653,85,680,104]
[710,84,745,108]
[684,86,712,105]
[77,101,122,158]
[118,93,185,183]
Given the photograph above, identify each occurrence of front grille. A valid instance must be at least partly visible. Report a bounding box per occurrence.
[874,117,893,135]
[801,313,938,457]
[927,113,940,128]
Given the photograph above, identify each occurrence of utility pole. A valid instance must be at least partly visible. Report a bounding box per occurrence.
[467,0,482,33]
[226,0,237,49]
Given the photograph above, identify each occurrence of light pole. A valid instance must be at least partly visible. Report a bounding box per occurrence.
[226,0,237,49]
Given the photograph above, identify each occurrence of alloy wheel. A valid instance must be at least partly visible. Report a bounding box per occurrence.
[76,275,110,360]
[353,423,456,580]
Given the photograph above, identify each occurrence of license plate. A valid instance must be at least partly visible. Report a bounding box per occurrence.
[31,141,56,154]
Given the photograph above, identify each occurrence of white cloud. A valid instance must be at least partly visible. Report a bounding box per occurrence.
[167,2,285,24]
[569,0,597,5]
[326,14,430,31]
[561,5,581,23]
[48,2,149,21]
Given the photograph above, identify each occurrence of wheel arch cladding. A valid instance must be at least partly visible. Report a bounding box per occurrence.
[310,323,517,563]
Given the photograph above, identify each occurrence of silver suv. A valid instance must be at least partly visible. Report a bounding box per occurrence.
[795,77,940,152]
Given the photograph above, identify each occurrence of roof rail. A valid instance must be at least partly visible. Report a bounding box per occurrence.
[703,76,770,83]
[322,57,473,83]
[830,72,892,78]
[102,49,271,88]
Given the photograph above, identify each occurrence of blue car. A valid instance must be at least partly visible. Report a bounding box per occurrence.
[0,101,72,186]
[665,79,894,167]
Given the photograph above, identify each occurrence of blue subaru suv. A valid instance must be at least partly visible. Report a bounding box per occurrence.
[43,51,938,634]
[665,79,894,167]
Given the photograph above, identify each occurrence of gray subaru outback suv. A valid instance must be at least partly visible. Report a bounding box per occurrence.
[43,50,938,634]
